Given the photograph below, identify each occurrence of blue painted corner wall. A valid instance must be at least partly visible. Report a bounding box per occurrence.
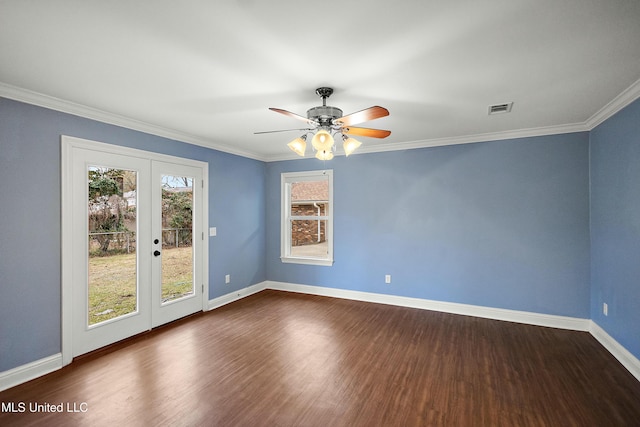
[590,98,640,359]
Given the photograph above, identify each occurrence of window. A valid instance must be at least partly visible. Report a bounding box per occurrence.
[281,170,333,266]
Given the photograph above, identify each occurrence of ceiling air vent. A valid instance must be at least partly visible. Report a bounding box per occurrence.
[488,102,513,115]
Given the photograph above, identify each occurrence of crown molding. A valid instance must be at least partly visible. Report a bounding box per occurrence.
[356,122,589,155]
[255,78,640,162]
[263,122,588,162]
[0,82,266,162]
[586,77,640,130]
[4,77,639,164]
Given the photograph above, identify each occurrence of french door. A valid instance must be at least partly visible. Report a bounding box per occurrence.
[62,136,207,360]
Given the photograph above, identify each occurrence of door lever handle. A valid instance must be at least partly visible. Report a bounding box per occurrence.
[153,250,161,257]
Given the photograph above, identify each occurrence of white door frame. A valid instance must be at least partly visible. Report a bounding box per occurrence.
[61,135,209,366]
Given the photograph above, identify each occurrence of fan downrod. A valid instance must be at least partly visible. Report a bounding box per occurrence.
[315,87,333,105]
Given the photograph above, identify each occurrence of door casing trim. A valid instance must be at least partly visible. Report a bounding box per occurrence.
[61,135,209,366]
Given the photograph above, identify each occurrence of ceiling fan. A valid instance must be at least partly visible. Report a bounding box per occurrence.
[255,87,391,159]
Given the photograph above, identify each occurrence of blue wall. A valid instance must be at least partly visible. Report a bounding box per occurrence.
[266,133,591,318]
[590,98,640,360]
[2,93,639,374]
[0,98,266,371]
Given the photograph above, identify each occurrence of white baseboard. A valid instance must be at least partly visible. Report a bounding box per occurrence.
[590,321,640,382]
[264,281,591,331]
[265,281,640,382]
[3,282,638,392]
[207,281,267,311]
[0,353,62,392]
[0,283,269,392]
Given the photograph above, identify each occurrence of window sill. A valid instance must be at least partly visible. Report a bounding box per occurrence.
[281,256,334,267]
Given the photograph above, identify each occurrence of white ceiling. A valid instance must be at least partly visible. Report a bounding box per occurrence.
[1,0,640,161]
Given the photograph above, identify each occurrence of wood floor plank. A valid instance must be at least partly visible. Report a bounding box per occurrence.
[1,290,639,426]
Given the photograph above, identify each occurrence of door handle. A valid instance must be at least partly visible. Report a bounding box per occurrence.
[153,250,161,257]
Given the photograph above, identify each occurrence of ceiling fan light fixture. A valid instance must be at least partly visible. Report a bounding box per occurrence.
[315,149,334,161]
[311,129,334,152]
[342,136,362,156]
[287,135,307,157]
[259,87,391,159]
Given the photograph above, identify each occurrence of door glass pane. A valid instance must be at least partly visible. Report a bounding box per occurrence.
[161,175,194,304]
[87,167,138,325]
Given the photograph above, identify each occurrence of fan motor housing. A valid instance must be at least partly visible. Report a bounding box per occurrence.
[307,106,343,126]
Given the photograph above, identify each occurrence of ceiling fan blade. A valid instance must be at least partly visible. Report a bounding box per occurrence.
[269,108,315,124]
[342,127,391,138]
[335,106,389,126]
[254,128,312,135]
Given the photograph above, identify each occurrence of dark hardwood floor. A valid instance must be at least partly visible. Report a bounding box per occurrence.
[2,290,639,426]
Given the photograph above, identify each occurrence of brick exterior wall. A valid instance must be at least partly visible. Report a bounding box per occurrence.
[291,203,327,246]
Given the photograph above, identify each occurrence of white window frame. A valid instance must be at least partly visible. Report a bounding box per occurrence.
[281,170,333,266]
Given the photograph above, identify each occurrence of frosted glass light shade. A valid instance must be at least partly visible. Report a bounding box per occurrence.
[315,149,334,161]
[287,136,306,157]
[311,129,334,151]
[343,136,362,156]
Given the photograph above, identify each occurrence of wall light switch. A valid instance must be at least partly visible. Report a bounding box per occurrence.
[209,227,217,237]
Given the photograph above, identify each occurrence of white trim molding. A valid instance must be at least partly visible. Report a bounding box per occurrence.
[262,122,589,162]
[263,73,640,162]
[264,281,640,382]
[0,82,264,161]
[207,282,268,311]
[280,170,334,267]
[264,281,590,331]
[3,281,639,392]
[590,321,640,382]
[4,77,640,164]
[586,78,640,130]
[61,135,210,365]
[0,354,62,392]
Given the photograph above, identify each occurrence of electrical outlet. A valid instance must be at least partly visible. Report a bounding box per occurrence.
[385,274,391,284]
[603,302,608,316]
[225,274,231,284]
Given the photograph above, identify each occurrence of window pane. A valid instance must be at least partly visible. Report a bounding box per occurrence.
[87,167,137,325]
[290,180,329,216]
[161,175,194,304]
[281,170,333,266]
[290,219,328,258]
